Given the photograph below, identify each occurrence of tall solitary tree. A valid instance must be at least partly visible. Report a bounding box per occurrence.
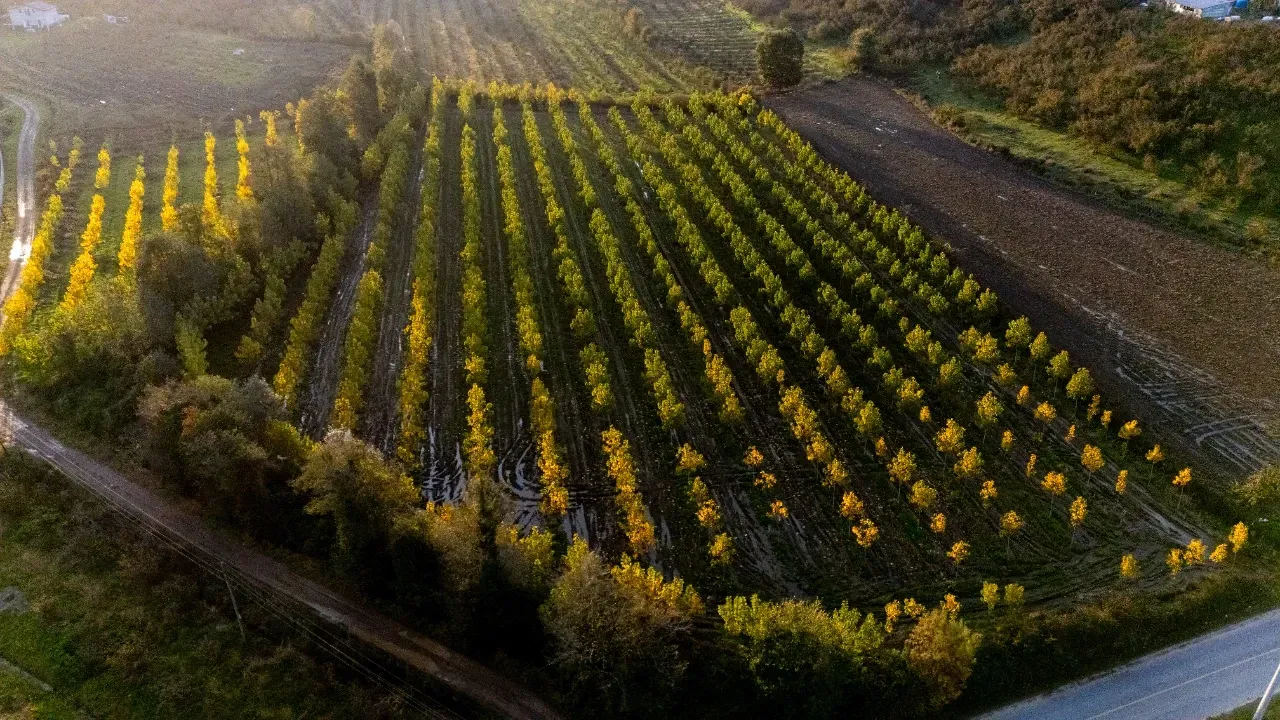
[758,29,804,88]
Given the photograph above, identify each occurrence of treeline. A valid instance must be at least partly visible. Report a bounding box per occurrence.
[954,0,1280,210]
[738,0,1022,60]
[745,0,1280,211]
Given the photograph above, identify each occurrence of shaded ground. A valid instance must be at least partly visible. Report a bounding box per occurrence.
[768,76,1280,477]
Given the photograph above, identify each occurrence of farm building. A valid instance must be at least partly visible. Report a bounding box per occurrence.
[7,1,67,29]
[1164,0,1233,17]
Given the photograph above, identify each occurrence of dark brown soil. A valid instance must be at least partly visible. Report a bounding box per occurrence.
[768,76,1280,477]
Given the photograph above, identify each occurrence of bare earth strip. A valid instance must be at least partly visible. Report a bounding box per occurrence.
[768,77,1280,477]
[0,400,564,720]
[0,94,38,312]
[299,199,378,437]
[363,136,428,456]
[428,106,467,501]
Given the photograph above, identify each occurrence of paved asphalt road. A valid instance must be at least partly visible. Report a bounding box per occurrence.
[981,608,1280,720]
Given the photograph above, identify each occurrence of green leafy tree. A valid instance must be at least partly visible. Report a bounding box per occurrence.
[540,540,701,714]
[758,30,805,88]
[138,375,306,523]
[905,606,982,709]
[293,430,417,574]
[718,594,889,717]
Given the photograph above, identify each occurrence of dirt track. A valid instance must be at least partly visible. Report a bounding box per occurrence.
[0,94,38,311]
[769,77,1280,476]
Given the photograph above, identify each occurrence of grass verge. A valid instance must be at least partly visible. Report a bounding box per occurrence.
[903,67,1280,260]
[0,448,414,719]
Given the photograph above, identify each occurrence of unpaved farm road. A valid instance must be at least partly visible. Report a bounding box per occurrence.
[980,607,1280,720]
[769,78,1280,474]
[0,400,564,720]
[0,94,38,310]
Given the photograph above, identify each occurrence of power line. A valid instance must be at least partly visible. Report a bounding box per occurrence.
[4,415,465,720]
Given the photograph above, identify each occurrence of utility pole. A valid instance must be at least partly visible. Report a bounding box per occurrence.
[221,564,246,642]
[1253,654,1280,720]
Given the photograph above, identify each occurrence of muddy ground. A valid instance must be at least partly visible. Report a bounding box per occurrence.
[768,76,1280,478]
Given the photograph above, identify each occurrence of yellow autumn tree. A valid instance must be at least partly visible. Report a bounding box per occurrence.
[235,119,254,202]
[1115,469,1129,495]
[981,582,999,611]
[1118,419,1141,443]
[840,491,865,519]
[980,480,997,506]
[909,481,937,510]
[59,194,106,312]
[887,447,916,484]
[117,159,145,278]
[260,110,280,146]
[1229,522,1248,553]
[954,447,982,479]
[202,131,221,230]
[1069,496,1087,527]
[94,144,111,189]
[1146,444,1165,470]
[1172,467,1192,489]
[975,391,1002,429]
[1210,544,1228,563]
[1081,444,1104,473]
[1016,385,1031,406]
[935,419,965,455]
[1000,511,1024,536]
[1120,553,1139,579]
[161,145,180,232]
[1184,539,1205,565]
[1041,471,1066,496]
[1034,401,1057,425]
[851,519,879,548]
[948,540,970,564]
[930,513,946,533]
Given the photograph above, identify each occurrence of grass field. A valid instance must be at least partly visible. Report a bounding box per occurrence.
[906,68,1280,257]
[0,16,350,142]
[32,123,260,313]
[0,450,419,719]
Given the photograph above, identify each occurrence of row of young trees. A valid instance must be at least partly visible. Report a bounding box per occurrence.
[0,140,80,354]
[331,102,422,431]
[520,99,615,414]
[579,102,745,427]
[547,92,686,430]
[395,79,445,467]
[492,101,571,518]
[272,201,359,407]
[712,93,1225,568]
[608,103,818,529]
[458,90,498,486]
[569,100,738,565]
[627,101,877,541]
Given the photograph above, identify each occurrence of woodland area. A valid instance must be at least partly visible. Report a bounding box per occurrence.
[743,0,1280,214]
